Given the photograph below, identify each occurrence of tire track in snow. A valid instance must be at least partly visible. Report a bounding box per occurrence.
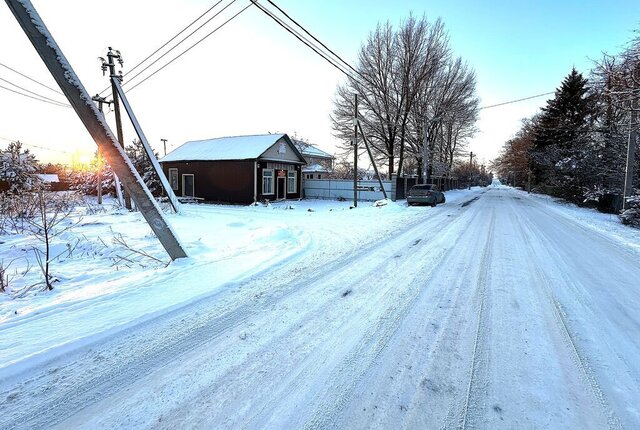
[0,202,470,429]
[511,195,622,429]
[298,205,488,429]
[455,211,496,430]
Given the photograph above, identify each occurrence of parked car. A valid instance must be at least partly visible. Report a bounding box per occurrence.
[407,184,446,206]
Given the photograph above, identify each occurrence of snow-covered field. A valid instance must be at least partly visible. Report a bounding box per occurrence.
[1,185,639,429]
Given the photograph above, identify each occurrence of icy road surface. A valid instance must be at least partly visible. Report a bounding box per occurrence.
[1,187,639,429]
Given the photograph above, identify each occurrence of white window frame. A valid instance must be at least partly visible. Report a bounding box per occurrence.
[262,169,274,195]
[287,170,297,194]
[182,174,194,197]
[168,168,178,190]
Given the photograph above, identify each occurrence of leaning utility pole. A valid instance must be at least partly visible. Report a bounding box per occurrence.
[6,0,187,260]
[356,122,388,199]
[102,48,132,210]
[353,93,358,208]
[111,77,181,213]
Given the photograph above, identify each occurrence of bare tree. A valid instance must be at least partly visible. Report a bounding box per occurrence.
[331,15,478,178]
[23,191,80,292]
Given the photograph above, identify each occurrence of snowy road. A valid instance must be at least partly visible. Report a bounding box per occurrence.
[1,187,639,429]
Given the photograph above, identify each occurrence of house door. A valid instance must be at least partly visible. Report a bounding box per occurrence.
[277,176,286,199]
[182,174,194,197]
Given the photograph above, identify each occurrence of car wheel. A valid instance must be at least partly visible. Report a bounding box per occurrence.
[442,196,446,203]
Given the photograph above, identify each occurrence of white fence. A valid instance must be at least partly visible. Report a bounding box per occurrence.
[303,179,395,201]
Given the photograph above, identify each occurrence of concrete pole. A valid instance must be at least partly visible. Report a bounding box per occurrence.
[353,93,358,208]
[6,0,187,260]
[107,49,132,210]
[623,106,638,210]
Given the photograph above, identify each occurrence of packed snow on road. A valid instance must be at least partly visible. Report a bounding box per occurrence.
[1,184,639,429]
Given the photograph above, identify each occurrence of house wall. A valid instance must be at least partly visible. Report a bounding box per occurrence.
[161,160,255,203]
[256,162,302,201]
[260,137,304,163]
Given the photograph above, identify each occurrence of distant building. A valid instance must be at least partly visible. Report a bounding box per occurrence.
[160,134,306,204]
[292,139,334,180]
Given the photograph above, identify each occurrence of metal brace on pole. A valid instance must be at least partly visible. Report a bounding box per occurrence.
[6,0,188,260]
[111,77,181,214]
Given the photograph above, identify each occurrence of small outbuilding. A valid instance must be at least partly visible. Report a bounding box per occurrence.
[160,133,306,204]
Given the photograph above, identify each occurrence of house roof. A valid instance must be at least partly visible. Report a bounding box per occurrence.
[292,140,334,159]
[160,134,305,163]
[302,163,330,173]
[34,174,59,183]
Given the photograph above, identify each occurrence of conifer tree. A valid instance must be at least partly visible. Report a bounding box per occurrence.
[531,68,597,198]
[125,139,161,195]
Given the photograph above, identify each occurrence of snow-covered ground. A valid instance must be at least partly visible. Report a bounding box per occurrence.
[0,189,476,376]
[1,185,639,429]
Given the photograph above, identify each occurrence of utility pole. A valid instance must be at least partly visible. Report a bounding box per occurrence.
[468,151,475,190]
[353,93,358,208]
[111,78,181,213]
[623,72,638,210]
[103,47,132,210]
[423,121,429,184]
[161,138,168,156]
[6,0,187,260]
[91,94,111,205]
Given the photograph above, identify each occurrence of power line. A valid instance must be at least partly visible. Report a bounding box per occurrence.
[98,0,227,96]
[125,1,225,78]
[122,0,238,90]
[126,2,252,93]
[0,76,69,106]
[479,92,555,110]
[0,136,73,153]
[0,82,70,108]
[250,1,356,79]
[262,0,361,77]
[0,61,64,95]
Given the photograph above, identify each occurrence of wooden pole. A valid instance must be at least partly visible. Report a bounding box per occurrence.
[6,0,187,260]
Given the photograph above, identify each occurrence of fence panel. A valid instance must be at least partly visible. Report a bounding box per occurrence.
[303,179,394,201]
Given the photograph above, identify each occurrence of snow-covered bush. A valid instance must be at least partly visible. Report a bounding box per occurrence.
[0,141,40,193]
[126,139,162,195]
[620,195,640,228]
[68,165,115,196]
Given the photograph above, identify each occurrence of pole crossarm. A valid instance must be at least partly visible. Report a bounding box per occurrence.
[112,77,181,214]
[5,0,187,260]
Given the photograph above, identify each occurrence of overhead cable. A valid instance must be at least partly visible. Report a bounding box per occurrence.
[126,2,252,93]
[0,61,64,95]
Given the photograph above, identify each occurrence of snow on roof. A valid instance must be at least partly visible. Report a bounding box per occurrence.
[302,163,330,173]
[160,134,288,162]
[292,140,333,159]
[34,174,59,183]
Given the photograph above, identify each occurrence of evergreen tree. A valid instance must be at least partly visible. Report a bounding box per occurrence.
[531,68,597,199]
[125,139,162,195]
[0,141,41,193]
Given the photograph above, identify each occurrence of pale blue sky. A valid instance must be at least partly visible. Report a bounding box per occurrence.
[1,0,638,165]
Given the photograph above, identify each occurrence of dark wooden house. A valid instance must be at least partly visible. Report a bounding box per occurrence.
[159,134,306,204]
